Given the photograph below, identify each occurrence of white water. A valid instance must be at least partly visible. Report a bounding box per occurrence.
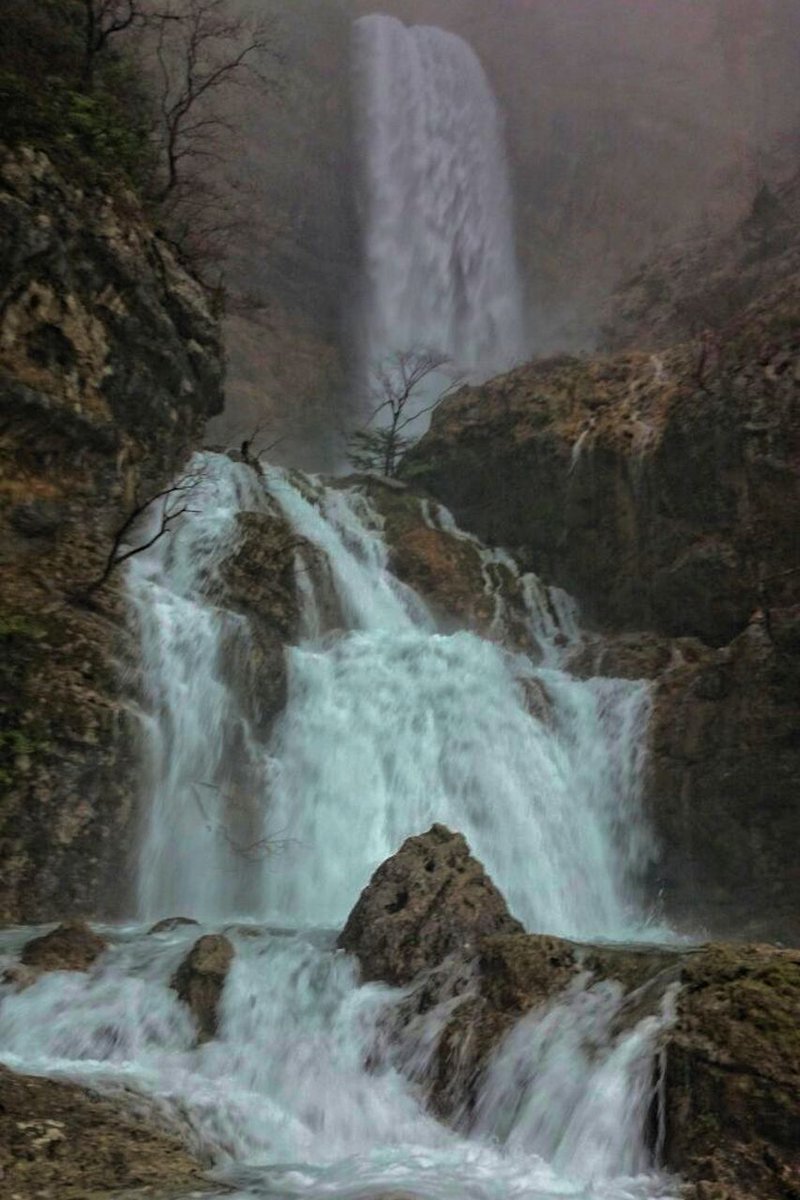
[127,456,275,922]
[0,923,678,1200]
[355,14,527,378]
[0,453,678,1200]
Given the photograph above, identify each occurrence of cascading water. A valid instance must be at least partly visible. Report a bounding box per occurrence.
[127,456,275,922]
[0,453,678,1200]
[354,14,527,378]
[261,466,655,939]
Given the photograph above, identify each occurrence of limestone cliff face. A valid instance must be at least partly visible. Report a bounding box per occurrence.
[408,280,800,944]
[0,147,224,922]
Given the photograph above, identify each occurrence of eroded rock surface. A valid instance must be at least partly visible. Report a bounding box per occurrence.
[0,1064,211,1199]
[338,824,523,986]
[171,933,234,1043]
[664,943,800,1200]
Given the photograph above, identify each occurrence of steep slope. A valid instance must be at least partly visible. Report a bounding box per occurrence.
[0,148,224,921]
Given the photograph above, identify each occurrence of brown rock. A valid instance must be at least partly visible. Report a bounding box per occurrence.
[148,916,200,934]
[663,943,800,1200]
[171,934,234,1042]
[20,921,107,973]
[365,480,537,652]
[338,825,523,987]
[0,1064,211,1199]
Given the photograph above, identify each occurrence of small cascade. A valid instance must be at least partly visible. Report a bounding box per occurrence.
[262,468,655,939]
[127,454,274,922]
[354,14,527,378]
[0,925,679,1200]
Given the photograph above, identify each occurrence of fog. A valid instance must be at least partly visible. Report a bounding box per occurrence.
[209,0,800,462]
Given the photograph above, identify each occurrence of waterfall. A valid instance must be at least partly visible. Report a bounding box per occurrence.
[0,454,678,1200]
[354,14,527,378]
[262,466,655,939]
[126,455,274,922]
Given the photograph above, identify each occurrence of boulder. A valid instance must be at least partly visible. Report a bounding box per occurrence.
[0,1064,211,1199]
[20,921,107,972]
[338,825,523,987]
[171,934,234,1042]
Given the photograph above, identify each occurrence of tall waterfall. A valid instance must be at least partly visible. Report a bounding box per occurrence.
[354,15,527,377]
[0,454,677,1200]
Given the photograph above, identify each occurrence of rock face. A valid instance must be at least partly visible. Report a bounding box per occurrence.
[338,825,524,986]
[0,147,224,922]
[171,934,235,1043]
[408,286,800,647]
[20,921,107,973]
[663,943,800,1200]
[408,282,800,944]
[0,1064,211,1199]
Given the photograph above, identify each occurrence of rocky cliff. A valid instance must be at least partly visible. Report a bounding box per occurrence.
[407,278,800,944]
[0,147,224,922]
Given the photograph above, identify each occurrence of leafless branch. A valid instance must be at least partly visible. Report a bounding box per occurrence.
[72,468,206,600]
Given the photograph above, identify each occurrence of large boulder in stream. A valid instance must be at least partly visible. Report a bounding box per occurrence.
[171,934,234,1043]
[338,824,524,986]
[20,921,107,973]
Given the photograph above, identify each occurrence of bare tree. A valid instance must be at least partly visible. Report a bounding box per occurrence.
[74,469,205,599]
[82,0,144,87]
[151,0,279,204]
[191,782,295,861]
[348,349,461,478]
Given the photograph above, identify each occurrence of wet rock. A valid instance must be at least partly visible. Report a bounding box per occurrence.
[148,916,200,934]
[407,283,800,649]
[9,499,64,538]
[0,1064,211,1198]
[663,943,800,1200]
[213,508,305,739]
[171,934,234,1042]
[365,480,536,652]
[338,825,523,986]
[20,921,107,972]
